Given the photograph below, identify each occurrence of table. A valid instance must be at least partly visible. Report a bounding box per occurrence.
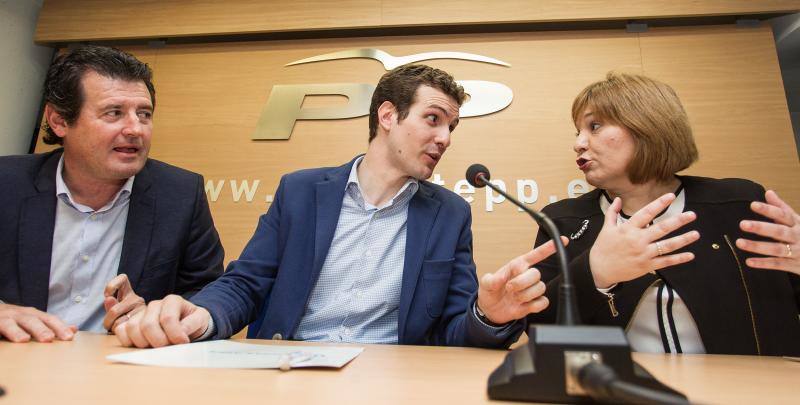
[1,333,797,404]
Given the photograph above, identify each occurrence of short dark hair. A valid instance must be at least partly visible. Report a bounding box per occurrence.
[368,64,465,142]
[42,45,155,145]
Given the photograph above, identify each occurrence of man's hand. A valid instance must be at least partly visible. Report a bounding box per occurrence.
[0,303,77,343]
[737,190,800,275]
[103,274,146,332]
[476,237,568,325]
[115,294,210,348]
[589,193,700,288]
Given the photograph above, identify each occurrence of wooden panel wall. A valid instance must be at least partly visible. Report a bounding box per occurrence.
[35,25,800,276]
[36,0,800,43]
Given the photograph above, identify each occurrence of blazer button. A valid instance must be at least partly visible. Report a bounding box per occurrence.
[272,333,283,340]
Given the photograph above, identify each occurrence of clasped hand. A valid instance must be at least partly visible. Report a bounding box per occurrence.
[114,295,210,348]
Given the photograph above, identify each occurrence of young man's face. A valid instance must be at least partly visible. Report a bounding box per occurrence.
[57,70,153,182]
[385,85,460,180]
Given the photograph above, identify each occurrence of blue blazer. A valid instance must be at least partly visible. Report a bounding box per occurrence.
[191,157,522,347]
[0,149,224,310]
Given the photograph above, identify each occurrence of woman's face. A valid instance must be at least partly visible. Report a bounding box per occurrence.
[573,108,637,190]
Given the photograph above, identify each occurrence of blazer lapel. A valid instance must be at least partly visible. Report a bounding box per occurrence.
[18,152,61,310]
[311,163,351,283]
[118,163,155,289]
[398,183,441,341]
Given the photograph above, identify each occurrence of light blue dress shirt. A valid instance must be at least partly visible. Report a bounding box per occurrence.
[46,156,134,332]
[294,157,418,343]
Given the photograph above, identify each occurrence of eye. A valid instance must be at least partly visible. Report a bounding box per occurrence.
[105,109,122,118]
[590,122,602,132]
[137,110,153,120]
[426,113,438,124]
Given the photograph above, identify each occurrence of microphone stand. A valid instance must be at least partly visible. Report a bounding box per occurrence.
[469,168,687,404]
[476,173,579,326]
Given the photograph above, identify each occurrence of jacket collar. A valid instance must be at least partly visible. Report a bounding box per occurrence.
[398,181,441,342]
[117,161,155,289]
[310,156,362,285]
[19,150,62,310]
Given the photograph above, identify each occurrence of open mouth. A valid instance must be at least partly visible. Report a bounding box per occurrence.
[576,158,590,170]
[113,146,139,154]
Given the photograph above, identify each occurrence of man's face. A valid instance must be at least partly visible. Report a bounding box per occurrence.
[385,85,460,180]
[58,70,153,182]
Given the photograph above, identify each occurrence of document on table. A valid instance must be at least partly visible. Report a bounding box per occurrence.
[107,340,364,369]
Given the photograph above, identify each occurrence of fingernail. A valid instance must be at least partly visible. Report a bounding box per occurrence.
[752,202,762,209]
[741,221,751,230]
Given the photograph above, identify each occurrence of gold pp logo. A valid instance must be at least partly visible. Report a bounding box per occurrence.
[252,48,514,140]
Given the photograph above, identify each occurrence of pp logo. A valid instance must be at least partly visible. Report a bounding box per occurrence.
[252,48,514,140]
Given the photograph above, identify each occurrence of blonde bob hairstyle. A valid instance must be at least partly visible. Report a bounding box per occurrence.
[571,72,698,184]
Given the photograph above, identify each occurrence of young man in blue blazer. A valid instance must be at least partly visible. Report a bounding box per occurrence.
[0,46,224,343]
[115,64,562,348]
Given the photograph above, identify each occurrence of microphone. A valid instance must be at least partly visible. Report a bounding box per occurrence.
[469,163,687,404]
[465,163,579,325]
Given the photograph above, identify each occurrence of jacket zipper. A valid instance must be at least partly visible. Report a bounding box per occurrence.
[606,292,619,317]
[723,234,762,355]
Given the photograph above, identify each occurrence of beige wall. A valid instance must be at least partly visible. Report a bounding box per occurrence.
[34,0,800,43]
[36,25,800,275]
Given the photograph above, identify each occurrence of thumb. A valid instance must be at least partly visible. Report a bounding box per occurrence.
[481,268,509,293]
[181,309,210,340]
[103,296,118,312]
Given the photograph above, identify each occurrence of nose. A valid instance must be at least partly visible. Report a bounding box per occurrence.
[573,129,588,154]
[121,111,144,138]
[434,127,451,150]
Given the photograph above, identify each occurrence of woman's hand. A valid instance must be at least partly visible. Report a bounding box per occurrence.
[589,193,701,288]
[737,190,800,275]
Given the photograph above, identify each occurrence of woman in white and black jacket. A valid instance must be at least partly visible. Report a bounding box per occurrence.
[528,72,800,356]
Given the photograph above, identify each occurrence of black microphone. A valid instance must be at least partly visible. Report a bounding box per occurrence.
[465,163,579,325]
[470,163,687,404]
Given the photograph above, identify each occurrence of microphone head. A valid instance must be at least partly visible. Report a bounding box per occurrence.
[466,163,491,188]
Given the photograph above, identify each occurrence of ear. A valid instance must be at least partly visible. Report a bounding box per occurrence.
[44,104,69,139]
[377,101,397,134]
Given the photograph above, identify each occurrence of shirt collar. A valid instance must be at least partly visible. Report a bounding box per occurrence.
[346,156,419,211]
[56,155,135,214]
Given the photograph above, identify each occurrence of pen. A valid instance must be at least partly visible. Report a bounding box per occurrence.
[278,352,314,371]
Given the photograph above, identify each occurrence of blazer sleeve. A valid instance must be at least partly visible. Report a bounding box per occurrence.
[175,174,225,298]
[189,176,287,339]
[430,201,524,348]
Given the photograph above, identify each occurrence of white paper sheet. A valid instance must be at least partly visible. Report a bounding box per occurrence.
[107,340,364,369]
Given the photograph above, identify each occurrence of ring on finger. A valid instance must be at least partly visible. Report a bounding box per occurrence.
[787,244,793,258]
[655,241,665,256]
